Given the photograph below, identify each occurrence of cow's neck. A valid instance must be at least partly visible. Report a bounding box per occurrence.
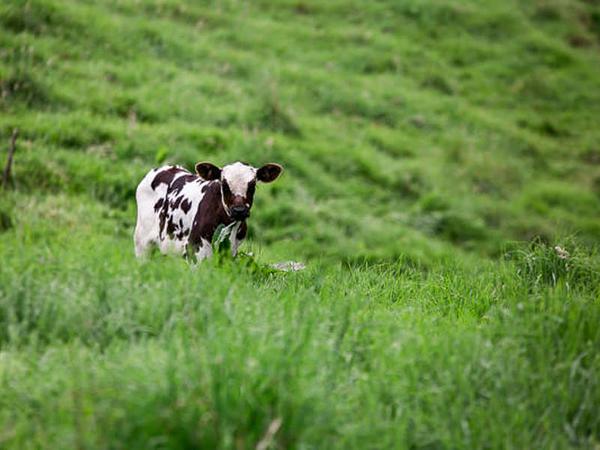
[188,180,243,249]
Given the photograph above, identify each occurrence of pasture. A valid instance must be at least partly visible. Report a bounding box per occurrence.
[1,0,600,448]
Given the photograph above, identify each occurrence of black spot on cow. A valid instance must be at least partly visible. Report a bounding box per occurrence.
[154,198,164,213]
[177,227,191,240]
[159,208,167,237]
[172,195,183,209]
[151,166,187,190]
[181,198,192,214]
[170,175,197,195]
[166,216,177,238]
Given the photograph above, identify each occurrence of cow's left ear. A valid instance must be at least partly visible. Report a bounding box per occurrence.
[195,162,221,180]
[257,163,283,183]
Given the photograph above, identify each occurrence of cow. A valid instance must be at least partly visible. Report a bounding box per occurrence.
[134,161,283,261]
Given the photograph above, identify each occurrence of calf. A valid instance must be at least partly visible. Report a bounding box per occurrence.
[134,161,283,260]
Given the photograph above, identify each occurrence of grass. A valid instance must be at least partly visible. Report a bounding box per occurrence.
[1,0,600,448]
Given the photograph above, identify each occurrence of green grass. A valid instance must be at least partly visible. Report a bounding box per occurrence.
[1,0,600,448]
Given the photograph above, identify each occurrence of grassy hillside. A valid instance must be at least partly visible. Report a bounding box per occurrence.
[1,0,599,448]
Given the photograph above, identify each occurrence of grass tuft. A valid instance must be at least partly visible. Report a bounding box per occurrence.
[506,237,599,291]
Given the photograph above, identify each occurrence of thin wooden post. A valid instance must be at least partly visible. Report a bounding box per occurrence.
[1,128,19,189]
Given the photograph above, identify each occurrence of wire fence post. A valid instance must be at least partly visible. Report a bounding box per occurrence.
[1,128,19,189]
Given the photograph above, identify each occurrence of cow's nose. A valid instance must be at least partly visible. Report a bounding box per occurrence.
[231,206,249,219]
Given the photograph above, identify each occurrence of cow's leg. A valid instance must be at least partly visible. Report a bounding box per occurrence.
[134,169,163,259]
[195,238,213,261]
[134,201,161,259]
[230,222,247,257]
[134,225,147,259]
[134,219,157,259]
[230,222,245,257]
[229,222,241,257]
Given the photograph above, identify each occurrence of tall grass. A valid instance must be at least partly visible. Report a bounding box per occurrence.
[1,199,599,448]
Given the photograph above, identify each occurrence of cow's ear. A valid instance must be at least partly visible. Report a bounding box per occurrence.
[195,162,221,180]
[257,163,283,183]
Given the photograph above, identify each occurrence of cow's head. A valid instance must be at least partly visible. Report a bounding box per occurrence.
[195,161,283,221]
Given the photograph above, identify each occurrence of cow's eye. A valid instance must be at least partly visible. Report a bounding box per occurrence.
[247,181,256,197]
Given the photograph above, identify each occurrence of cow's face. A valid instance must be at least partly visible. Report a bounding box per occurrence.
[195,161,283,221]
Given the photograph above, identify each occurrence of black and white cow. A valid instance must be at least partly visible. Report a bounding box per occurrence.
[134,161,283,260]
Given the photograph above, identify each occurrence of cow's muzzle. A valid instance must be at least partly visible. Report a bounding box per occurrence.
[230,206,249,220]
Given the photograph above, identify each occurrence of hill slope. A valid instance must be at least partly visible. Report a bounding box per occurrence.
[1,0,599,448]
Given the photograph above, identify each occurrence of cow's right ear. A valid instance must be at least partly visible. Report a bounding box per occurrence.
[195,162,221,180]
